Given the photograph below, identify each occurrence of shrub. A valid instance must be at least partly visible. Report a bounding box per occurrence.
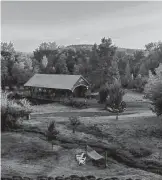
[1,91,32,131]
[85,176,96,180]
[69,116,81,133]
[69,175,81,180]
[129,147,152,158]
[46,121,59,141]
[63,98,88,108]
[7,91,24,100]
[89,124,103,139]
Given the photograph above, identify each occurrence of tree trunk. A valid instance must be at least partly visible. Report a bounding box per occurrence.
[105,151,107,168]
[116,112,119,120]
[73,128,75,133]
[27,114,31,120]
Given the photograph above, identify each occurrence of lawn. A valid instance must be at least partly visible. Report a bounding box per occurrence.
[1,92,162,180]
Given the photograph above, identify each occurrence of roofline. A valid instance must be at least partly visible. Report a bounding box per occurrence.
[80,75,90,85]
[24,85,72,91]
[23,74,90,89]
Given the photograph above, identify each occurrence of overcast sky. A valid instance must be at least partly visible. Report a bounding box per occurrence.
[1,1,162,52]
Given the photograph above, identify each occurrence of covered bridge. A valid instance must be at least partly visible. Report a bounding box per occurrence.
[24,74,90,100]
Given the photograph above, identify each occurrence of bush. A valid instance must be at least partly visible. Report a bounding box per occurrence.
[88,124,103,139]
[1,91,32,131]
[7,91,24,100]
[129,147,152,158]
[63,98,88,109]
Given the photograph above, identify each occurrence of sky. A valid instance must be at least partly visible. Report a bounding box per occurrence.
[1,1,162,52]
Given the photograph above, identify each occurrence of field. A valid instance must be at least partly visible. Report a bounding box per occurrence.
[1,91,162,180]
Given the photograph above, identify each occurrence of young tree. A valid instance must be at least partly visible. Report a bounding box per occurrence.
[46,121,59,141]
[105,80,126,120]
[69,116,81,133]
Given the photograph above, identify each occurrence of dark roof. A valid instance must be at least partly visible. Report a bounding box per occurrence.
[24,74,89,90]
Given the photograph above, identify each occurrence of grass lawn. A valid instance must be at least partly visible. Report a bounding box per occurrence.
[1,92,162,179]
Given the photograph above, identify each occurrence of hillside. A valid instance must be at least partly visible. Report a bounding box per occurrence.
[67,44,142,55]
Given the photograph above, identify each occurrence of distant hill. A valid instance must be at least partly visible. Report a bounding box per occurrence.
[67,44,93,51]
[67,44,142,55]
[117,47,140,55]
[19,45,143,55]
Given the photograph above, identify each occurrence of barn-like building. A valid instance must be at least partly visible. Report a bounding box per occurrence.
[24,74,90,100]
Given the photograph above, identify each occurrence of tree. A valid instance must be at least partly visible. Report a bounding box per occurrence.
[98,37,118,85]
[96,38,120,102]
[105,80,126,120]
[73,64,81,75]
[10,53,34,87]
[134,74,147,92]
[55,53,69,74]
[69,116,81,133]
[1,42,16,89]
[116,51,133,88]
[123,61,132,87]
[64,47,77,74]
[145,64,162,117]
[1,56,8,89]
[41,55,48,68]
[11,62,33,87]
[46,121,59,141]
[89,44,101,89]
[33,42,58,73]
[99,84,109,104]
[144,41,162,75]
[1,42,15,58]
[130,50,145,79]
[90,43,100,71]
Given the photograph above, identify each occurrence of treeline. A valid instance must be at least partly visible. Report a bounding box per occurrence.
[1,38,162,92]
